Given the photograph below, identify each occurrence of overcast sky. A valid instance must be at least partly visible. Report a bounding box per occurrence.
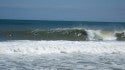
[0,0,125,22]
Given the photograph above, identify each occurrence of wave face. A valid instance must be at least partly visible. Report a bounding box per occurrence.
[0,29,125,41]
[0,29,87,41]
[0,40,125,54]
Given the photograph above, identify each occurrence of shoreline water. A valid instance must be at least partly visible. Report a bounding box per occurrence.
[0,40,125,70]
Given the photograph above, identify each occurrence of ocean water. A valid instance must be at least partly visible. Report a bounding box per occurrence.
[0,19,125,70]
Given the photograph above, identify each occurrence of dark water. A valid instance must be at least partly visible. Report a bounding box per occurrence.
[0,19,125,30]
[0,19,125,41]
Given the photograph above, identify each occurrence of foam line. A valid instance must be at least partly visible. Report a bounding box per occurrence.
[0,40,125,54]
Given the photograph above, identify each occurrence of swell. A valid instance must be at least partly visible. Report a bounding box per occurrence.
[0,29,125,41]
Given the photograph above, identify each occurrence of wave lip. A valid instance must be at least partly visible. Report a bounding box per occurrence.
[0,40,125,54]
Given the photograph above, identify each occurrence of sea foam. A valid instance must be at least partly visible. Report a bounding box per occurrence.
[0,40,125,54]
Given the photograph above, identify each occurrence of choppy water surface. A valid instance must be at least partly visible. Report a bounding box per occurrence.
[0,53,125,70]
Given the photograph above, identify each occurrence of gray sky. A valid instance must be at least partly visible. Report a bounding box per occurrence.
[0,0,125,22]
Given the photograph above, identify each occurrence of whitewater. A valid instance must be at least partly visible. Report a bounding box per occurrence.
[0,40,125,70]
[0,40,125,54]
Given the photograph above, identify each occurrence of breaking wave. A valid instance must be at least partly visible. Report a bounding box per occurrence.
[0,29,125,41]
[87,29,125,41]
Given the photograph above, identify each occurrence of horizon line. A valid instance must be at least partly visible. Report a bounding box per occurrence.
[0,19,125,23]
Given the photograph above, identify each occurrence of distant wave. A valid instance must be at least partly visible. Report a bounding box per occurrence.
[0,29,125,41]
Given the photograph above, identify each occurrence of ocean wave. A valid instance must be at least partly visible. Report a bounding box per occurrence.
[0,29,87,41]
[0,29,125,41]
